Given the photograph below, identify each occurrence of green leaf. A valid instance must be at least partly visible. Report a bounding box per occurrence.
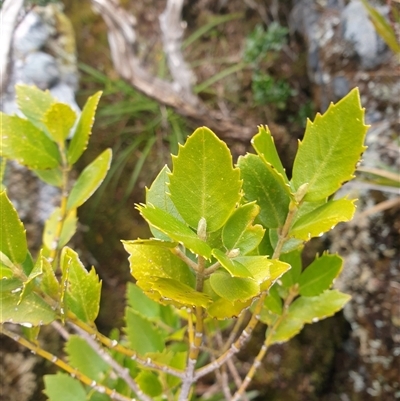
[0,114,60,169]
[208,297,252,319]
[122,241,195,287]
[212,249,253,278]
[126,282,161,319]
[43,103,77,143]
[222,203,265,255]
[16,85,54,131]
[169,127,242,232]
[146,165,183,239]
[299,253,343,296]
[0,191,27,264]
[0,279,56,325]
[290,198,356,240]
[252,125,289,182]
[34,167,63,187]
[210,270,260,302]
[269,229,304,254]
[44,373,86,401]
[60,247,102,323]
[65,335,109,381]
[234,255,272,284]
[18,256,43,304]
[269,290,351,344]
[43,208,77,250]
[39,252,59,299]
[291,88,368,201]
[279,248,303,288]
[137,204,212,258]
[0,265,13,279]
[264,285,282,315]
[66,148,112,211]
[138,277,212,309]
[259,258,291,291]
[238,153,291,228]
[67,91,102,165]
[125,308,166,355]
[136,371,163,397]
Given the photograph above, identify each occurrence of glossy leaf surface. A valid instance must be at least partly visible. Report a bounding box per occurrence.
[252,125,288,182]
[122,241,194,286]
[0,115,60,169]
[222,203,265,255]
[139,277,211,308]
[210,270,260,302]
[0,191,27,264]
[67,148,112,211]
[169,127,242,232]
[299,253,343,296]
[269,290,351,344]
[67,91,102,165]
[43,103,77,143]
[0,279,56,325]
[137,204,212,258]
[290,198,356,240]
[291,88,368,201]
[146,165,183,239]
[16,85,54,131]
[238,153,290,228]
[43,208,77,250]
[61,248,101,323]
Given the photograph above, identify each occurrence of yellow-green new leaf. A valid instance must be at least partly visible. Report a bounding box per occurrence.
[66,148,112,211]
[169,127,242,232]
[146,165,183,240]
[18,257,43,305]
[61,247,101,323]
[137,204,212,258]
[67,91,102,165]
[43,208,77,250]
[0,115,61,169]
[43,103,77,143]
[138,277,212,309]
[290,198,356,240]
[39,252,59,299]
[291,88,368,201]
[0,191,27,264]
[210,270,260,302]
[208,297,252,319]
[122,241,195,287]
[16,85,54,131]
[252,125,289,182]
[222,203,265,255]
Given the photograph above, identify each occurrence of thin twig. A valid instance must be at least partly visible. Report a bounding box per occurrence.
[69,314,185,379]
[0,325,134,401]
[71,323,152,401]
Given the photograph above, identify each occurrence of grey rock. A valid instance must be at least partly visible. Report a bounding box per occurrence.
[20,51,59,89]
[341,0,388,69]
[13,10,53,55]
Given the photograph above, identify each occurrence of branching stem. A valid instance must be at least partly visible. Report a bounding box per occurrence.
[0,325,134,401]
